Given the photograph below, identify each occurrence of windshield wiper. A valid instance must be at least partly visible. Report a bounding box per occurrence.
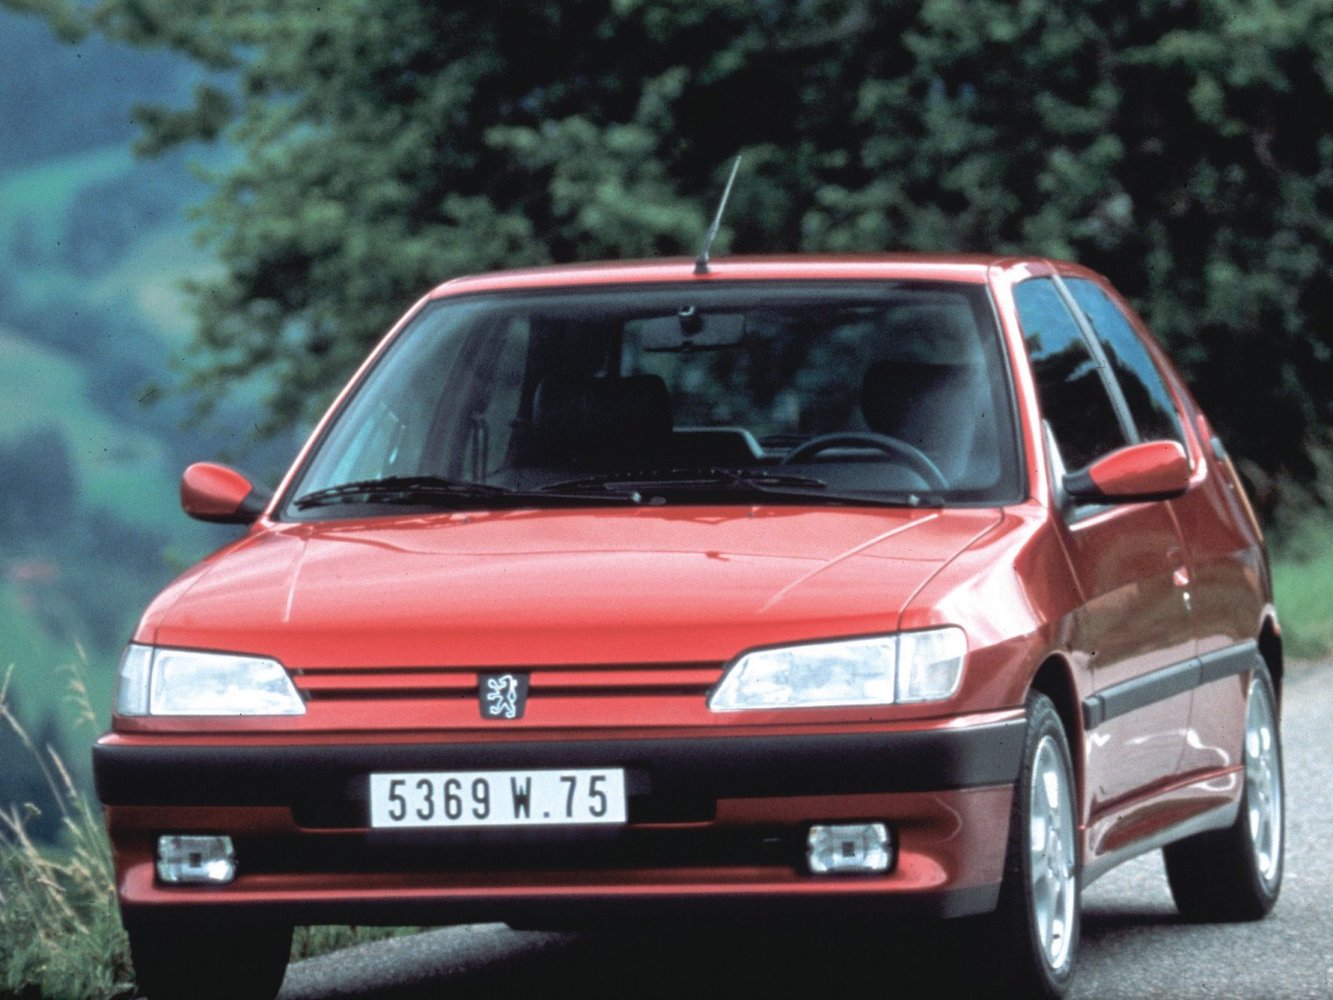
[293,470,934,513]
[292,475,639,511]
[539,468,946,507]
[540,467,829,497]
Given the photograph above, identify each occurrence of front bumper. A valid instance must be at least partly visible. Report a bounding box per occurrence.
[95,712,1025,926]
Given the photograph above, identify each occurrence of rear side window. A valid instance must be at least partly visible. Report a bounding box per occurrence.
[1013,278,1127,471]
[1064,278,1184,446]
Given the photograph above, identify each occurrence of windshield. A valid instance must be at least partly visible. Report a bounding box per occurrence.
[284,281,1021,516]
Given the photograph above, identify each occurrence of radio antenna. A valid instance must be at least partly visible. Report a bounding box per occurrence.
[694,155,742,275]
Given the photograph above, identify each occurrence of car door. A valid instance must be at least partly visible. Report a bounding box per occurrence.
[1013,277,1195,819]
[1062,277,1267,779]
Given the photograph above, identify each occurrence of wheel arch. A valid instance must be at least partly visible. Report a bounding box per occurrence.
[1258,616,1283,707]
[1028,653,1084,808]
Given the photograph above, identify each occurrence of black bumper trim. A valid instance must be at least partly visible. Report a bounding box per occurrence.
[94,719,1026,808]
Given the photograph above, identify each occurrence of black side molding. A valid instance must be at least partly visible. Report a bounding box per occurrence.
[1082,641,1260,730]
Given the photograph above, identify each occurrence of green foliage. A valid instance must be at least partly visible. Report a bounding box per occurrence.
[290,925,418,963]
[0,146,133,265]
[0,595,105,763]
[9,0,1333,513]
[0,8,296,821]
[0,668,134,1000]
[0,687,70,846]
[0,416,171,654]
[1272,516,1333,659]
[0,427,75,538]
[0,667,417,999]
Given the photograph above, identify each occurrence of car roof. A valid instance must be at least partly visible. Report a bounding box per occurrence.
[428,254,1052,298]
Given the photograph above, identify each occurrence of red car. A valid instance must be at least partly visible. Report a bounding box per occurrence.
[95,256,1284,999]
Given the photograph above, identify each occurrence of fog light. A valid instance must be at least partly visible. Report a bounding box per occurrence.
[156,835,237,884]
[807,823,892,874]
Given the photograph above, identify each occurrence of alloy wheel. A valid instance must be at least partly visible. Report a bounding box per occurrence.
[1029,734,1077,973]
[1245,676,1283,891]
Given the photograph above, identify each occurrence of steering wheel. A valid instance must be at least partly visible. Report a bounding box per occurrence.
[780,432,949,491]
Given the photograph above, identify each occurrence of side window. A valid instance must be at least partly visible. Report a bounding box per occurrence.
[1013,278,1128,471]
[1064,278,1184,446]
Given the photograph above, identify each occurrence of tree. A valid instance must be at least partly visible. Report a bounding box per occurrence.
[9,0,1333,519]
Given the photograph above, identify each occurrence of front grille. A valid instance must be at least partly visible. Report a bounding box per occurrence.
[291,662,724,702]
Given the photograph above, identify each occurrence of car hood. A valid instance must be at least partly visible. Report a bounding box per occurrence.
[144,506,1002,668]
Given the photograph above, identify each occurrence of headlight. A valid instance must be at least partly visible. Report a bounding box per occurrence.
[708,628,966,711]
[115,644,306,716]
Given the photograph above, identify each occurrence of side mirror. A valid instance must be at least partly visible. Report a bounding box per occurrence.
[1063,440,1190,504]
[181,462,273,524]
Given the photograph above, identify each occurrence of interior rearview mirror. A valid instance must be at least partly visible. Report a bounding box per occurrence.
[638,308,746,351]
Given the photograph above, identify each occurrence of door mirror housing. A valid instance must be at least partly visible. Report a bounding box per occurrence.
[1063,440,1190,504]
[181,462,273,524]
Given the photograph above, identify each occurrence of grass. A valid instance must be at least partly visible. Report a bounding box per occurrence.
[0,589,109,739]
[1271,515,1333,660]
[0,665,414,1000]
[0,666,132,1000]
[290,925,415,963]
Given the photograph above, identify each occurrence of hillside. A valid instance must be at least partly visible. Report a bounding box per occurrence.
[0,8,288,835]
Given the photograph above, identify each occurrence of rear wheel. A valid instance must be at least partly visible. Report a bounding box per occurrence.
[126,917,292,1000]
[1163,665,1283,921]
[965,691,1080,998]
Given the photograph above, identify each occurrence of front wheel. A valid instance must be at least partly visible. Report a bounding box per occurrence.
[126,917,292,1000]
[966,691,1080,998]
[1163,665,1283,921]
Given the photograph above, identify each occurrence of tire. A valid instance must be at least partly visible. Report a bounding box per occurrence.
[964,691,1080,999]
[126,916,292,1000]
[1163,665,1283,921]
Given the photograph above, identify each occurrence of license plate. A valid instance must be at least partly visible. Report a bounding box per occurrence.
[369,768,627,829]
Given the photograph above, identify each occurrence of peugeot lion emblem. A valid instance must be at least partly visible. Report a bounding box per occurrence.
[480,672,529,720]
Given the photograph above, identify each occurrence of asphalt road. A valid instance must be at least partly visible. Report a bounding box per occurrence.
[279,663,1333,1000]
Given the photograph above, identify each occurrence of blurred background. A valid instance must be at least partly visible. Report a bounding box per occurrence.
[0,5,286,843]
[2,0,1331,848]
